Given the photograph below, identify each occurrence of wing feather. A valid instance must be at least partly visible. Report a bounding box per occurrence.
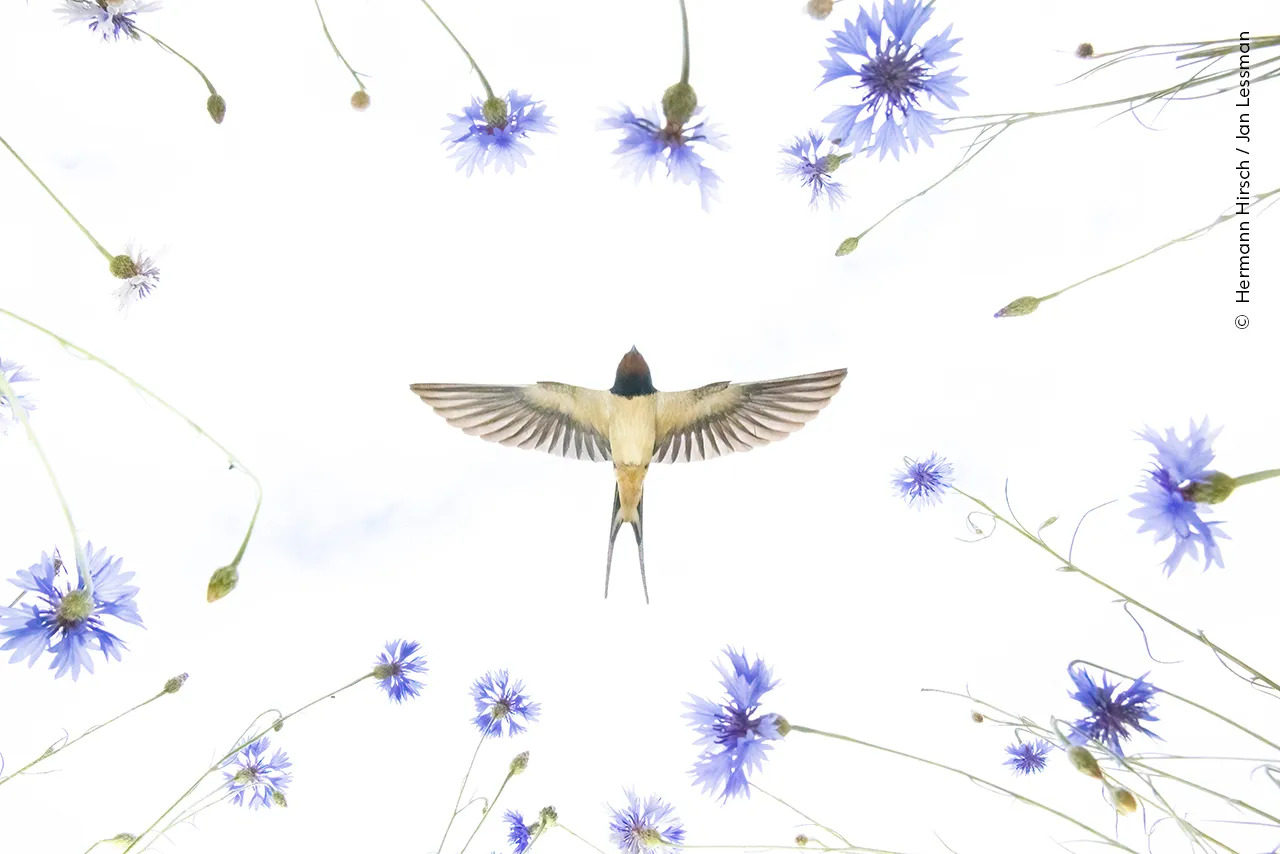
[651,368,847,464]
[409,381,613,462]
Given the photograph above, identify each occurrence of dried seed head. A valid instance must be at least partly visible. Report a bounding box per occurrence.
[351,90,371,111]
[805,0,834,19]
[1076,42,1095,58]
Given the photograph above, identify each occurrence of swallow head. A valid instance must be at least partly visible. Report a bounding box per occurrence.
[611,346,656,397]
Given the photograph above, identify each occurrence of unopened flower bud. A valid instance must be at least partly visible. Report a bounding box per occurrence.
[662,82,698,127]
[206,564,239,603]
[835,236,860,256]
[109,254,139,280]
[482,95,509,127]
[109,834,137,847]
[994,296,1041,318]
[273,718,284,732]
[207,93,227,124]
[805,0,834,19]
[538,806,558,830]
[1067,745,1103,779]
[1076,42,1095,59]
[164,672,189,694]
[510,751,530,775]
[970,711,985,724]
[1181,471,1236,505]
[1110,786,1137,815]
[272,790,288,807]
[796,834,810,846]
[351,90,371,111]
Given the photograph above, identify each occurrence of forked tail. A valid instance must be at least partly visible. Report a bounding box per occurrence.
[604,487,648,604]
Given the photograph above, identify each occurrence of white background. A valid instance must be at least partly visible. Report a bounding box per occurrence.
[2,1,1279,852]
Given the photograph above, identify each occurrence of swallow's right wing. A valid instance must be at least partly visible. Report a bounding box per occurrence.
[409,382,614,462]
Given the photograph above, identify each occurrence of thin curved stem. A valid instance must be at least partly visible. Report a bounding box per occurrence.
[135,28,216,95]
[120,673,373,853]
[953,487,1280,696]
[0,370,89,592]
[436,732,487,854]
[749,783,852,847]
[0,133,112,261]
[416,0,494,100]
[557,824,610,854]
[0,689,167,787]
[677,0,690,85]
[790,724,1141,853]
[313,0,364,90]
[0,308,263,586]
[458,770,515,854]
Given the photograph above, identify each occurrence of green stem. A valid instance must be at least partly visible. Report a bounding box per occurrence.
[0,308,263,585]
[0,369,89,593]
[0,133,113,261]
[557,825,610,854]
[749,783,852,847]
[135,28,216,95]
[436,732,487,853]
[121,673,373,854]
[790,724,1140,853]
[458,770,514,854]
[0,690,167,787]
[313,0,364,90]
[1232,468,1280,489]
[953,488,1280,696]
[1035,189,1279,302]
[416,0,494,100]
[677,0,690,85]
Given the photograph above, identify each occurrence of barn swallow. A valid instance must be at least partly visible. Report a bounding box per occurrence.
[410,348,846,603]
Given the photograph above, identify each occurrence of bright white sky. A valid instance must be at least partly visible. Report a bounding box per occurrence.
[2,1,1279,853]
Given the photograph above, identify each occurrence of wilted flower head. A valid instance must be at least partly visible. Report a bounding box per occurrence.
[1130,419,1228,574]
[0,358,37,435]
[602,105,728,210]
[819,0,966,159]
[0,544,143,680]
[685,647,782,800]
[1068,666,1160,756]
[1003,740,1051,775]
[443,90,553,176]
[222,738,292,809]
[608,790,687,854]
[892,452,954,508]
[109,246,160,311]
[372,639,428,703]
[58,0,159,41]
[780,131,848,208]
[471,669,540,737]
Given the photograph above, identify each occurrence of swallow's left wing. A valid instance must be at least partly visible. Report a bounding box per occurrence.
[410,382,614,462]
[651,368,847,463]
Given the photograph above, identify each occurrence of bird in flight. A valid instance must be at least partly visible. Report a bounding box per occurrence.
[410,348,846,603]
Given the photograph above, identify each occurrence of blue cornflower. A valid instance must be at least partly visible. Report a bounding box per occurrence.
[504,810,534,854]
[1130,419,1228,574]
[471,670,540,737]
[372,639,428,703]
[0,357,37,435]
[1003,740,1051,775]
[0,544,143,680]
[1068,666,1160,756]
[602,105,728,210]
[608,790,687,854]
[443,91,553,176]
[819,0,966,159]
[57,0,159,41]
[222,738,292,810]
[780,131,848,209]
[684,648,782,800]
[111,246,161,312]
[892,452,954,508]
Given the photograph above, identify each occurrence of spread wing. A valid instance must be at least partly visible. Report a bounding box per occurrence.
[409,382,614,462]
[651,368,847,463]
